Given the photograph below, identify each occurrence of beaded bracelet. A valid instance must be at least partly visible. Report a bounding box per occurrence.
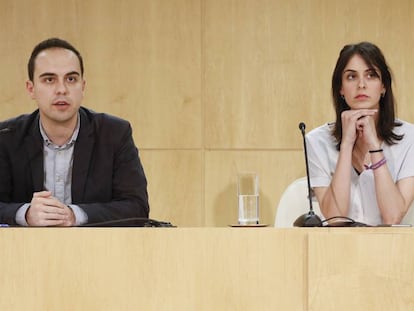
[369,148,383,153]
[364,157,387,170]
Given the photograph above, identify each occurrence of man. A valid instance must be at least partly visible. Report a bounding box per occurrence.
[0,38,149,226]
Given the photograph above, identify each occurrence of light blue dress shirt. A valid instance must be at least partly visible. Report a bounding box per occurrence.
[15,115,88,226]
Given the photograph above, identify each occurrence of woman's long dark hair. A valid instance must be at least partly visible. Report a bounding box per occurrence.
[331,42,402,150]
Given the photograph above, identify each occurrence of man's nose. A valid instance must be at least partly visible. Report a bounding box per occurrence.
[55,79,68,94]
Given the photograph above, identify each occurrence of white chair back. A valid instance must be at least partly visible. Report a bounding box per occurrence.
[274,177,323,227]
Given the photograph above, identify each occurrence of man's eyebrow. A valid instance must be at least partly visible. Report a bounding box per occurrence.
[38,71,81,78]
[38,72,57,78]
[65,71,81,76]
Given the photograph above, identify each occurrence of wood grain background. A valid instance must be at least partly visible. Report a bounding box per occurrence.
[1,0,413,226]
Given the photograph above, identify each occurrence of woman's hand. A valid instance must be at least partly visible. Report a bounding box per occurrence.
[341,109,378,148]
[355,111,380,149]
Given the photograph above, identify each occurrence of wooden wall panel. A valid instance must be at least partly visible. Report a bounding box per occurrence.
[140,150,204,227]
[80,0,202,149]
[203,0,335,149]
[205,150,304,227]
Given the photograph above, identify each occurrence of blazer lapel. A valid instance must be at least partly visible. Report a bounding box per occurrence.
[72,109,95,202]
[24,120,44,192]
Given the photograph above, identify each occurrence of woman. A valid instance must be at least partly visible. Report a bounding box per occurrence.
[307,42,414,225]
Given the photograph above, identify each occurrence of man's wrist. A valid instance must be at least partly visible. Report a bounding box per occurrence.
[15,203,31,226]
[67,204,88,226]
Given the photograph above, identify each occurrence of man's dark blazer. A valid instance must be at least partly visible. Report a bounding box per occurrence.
[0,107,149,225]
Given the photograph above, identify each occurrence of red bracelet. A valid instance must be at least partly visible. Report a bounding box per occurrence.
[364,157,387,170]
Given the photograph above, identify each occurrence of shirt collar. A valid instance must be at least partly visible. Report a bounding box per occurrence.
[39,113,80,148]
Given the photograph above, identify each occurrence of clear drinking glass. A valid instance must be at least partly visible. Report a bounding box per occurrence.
[237,172,259,225]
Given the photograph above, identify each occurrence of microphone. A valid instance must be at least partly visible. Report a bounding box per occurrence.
[293,122,322,227]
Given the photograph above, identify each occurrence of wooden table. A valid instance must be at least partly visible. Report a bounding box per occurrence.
[0,227,413,310]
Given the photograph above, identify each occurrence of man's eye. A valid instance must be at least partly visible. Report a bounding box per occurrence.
[67,76,77,83]
[44,77,54,83]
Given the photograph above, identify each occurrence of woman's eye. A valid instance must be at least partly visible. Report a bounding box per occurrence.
[367,71,379,79]
[346,74,356,80]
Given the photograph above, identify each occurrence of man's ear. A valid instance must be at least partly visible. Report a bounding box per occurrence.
[26,80,35,99]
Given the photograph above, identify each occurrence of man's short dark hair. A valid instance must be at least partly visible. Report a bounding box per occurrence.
[27,38,84,81]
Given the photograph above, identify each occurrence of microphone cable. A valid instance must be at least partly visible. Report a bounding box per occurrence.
[80,217,176,227]
[321,216,370,227]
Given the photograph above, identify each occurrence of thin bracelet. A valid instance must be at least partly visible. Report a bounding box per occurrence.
[369,148,383,153]
[364,157,387,170]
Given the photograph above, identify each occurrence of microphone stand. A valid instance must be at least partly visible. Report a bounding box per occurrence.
[294,122,322,227]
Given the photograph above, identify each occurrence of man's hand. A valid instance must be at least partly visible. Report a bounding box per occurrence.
[26,191,76,226]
